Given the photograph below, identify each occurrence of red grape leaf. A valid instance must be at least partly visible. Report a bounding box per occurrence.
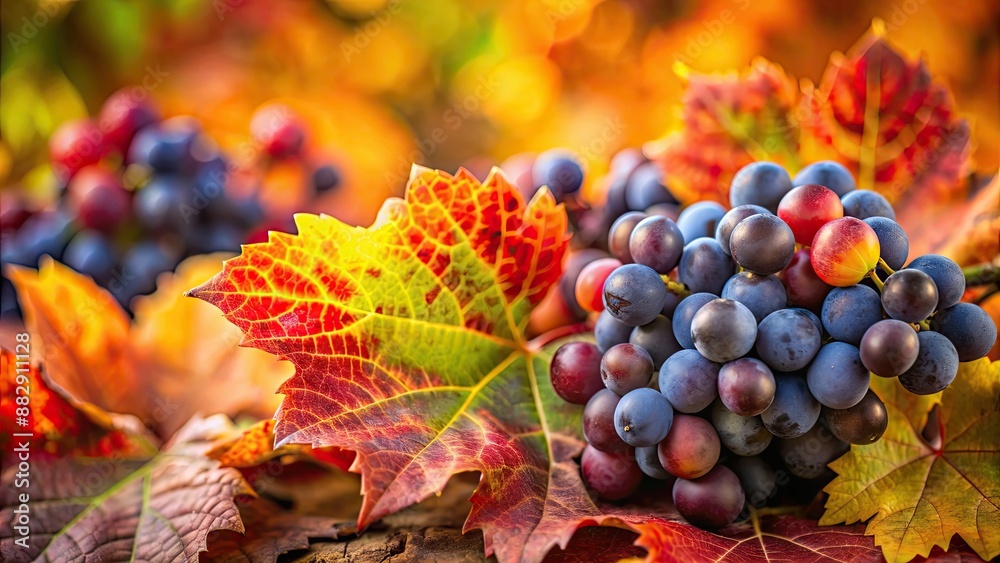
[821,358,1000,562]
[540,526,644,562]
[203,498,339,563]
[0,415,253,563]
[189,166,663,563]
[631,512,882,562]
[0,347,157,462]
[800,20,971,235]
[645,58,801,205]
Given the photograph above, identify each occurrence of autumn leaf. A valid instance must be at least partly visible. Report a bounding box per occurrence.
[0,415,253,563]
[799,20,971,237]
[910,175,999,266]
[0,348,157,461]
[645,58,801,205]
[187,165,664,563]
[541,526,645,563]
[631,512,882,562]
[130,254,294,437]
[206,418,354,473]
[6,254,292,438]
[203,498,338,563]
[821,358,1000,562]
[6,257,141,419]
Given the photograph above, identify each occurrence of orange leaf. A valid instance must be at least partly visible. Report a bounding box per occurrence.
[130,254,293,437]
[0,348,155,461]
[6,258,141,419]
[206,419,354,473]
[7,254,293,439]
[189,166,591,563]
[800,20,972,237]
[646,58,801,206]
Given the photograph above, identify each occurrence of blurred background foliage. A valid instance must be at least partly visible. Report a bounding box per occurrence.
[1,0,998,225]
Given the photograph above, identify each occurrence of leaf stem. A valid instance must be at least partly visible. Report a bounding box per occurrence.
[868,269,884,290]
[526,322,592,352]
[963,262,1000,287]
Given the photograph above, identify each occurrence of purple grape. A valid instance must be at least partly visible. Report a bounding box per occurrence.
[659,349,720,413]
[602,264,668,327]
[898,331,959,395]
[628,216,684,274]
[842,189,895,220]
[882,269,938,323]
[807,342,870,409]
[601,343,654,395]
[676,201,727,244]
[756,309,821,372]
[629,315,681,369]
[931,303,997,361]
[860,319,919,377]
[551,342,604,404]
[614,387,674,447]
[729,213,795,275]
[792,161,856,197]
[715,204,770,256]
[671,292,717,349]
[691,299,757,363]
[730,161,794,212]
[906,254,965,309]
[721,272,788,324]
[761,375,820,439]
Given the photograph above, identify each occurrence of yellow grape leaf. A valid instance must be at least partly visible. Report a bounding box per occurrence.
[821,358,1000,562]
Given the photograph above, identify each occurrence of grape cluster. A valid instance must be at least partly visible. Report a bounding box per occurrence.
[547,156,995,530]
[1,91,340,317]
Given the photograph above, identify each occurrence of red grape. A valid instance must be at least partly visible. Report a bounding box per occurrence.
[657,414,721,479]
[777,184,843,245]
[575,257,622,313]
[50,119,108,182]
[778,248,832,312]
[810,217,880,286]
[583,389,628,453]
[550,342,604,404]
[67,165,130,233]
[672,465,745,529]
[251,103,306,159]
[98,88,160,151]
[581,445,642,501]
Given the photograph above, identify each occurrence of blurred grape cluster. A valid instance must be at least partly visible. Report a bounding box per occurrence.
[0,89,339,317]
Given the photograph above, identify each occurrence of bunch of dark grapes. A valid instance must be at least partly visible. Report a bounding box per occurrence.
[0,91,340,317]
[544,155,996,530]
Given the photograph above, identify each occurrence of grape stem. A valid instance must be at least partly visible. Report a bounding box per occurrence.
[963,262,1000,287]
[877,257,895,275]
[868,269,884,290]
[661,277,690,297]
